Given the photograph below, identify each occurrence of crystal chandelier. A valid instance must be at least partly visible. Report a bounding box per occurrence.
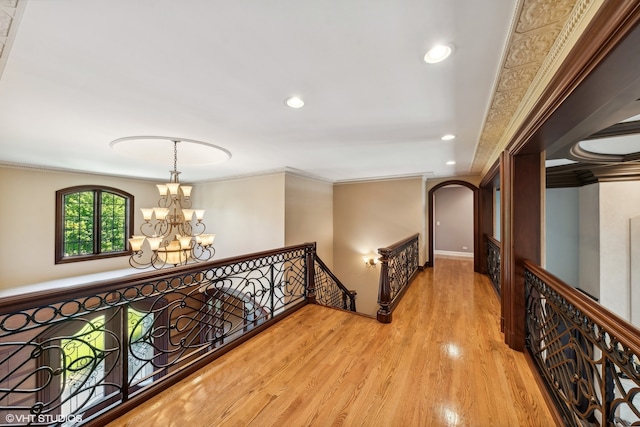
[128,140,215,269]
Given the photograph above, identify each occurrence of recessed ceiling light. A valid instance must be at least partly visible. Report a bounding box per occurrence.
[424,44,453,64]
[285,96,304,108]
[441,134,456,141]
[446,160,456,165]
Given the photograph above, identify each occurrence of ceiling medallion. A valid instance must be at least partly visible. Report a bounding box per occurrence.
[110,136,231,166]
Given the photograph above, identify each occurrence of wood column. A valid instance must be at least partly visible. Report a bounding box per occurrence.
[479,183,494,275]
[501,150,543,351]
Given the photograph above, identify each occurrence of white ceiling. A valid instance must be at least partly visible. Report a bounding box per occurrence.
[0,0,518,183]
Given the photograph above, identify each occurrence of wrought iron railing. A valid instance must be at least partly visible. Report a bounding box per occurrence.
[486,235,501,296]
[524,260,640,427]
[313,251,357,312]
[377,233,420,323]
[0,243,354,426]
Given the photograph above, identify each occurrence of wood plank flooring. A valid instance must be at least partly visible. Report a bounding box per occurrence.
[109,257,555,426]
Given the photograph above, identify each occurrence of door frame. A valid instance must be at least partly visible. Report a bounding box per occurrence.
[428,180,481,272]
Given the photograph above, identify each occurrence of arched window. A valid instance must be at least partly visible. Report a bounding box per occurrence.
[55,186,134,263]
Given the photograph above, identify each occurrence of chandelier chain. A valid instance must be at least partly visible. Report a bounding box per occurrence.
[173,140,178,175]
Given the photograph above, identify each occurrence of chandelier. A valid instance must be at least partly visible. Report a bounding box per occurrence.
[128,140,215,269]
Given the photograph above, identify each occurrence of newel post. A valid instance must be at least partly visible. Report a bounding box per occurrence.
[377,248,392,323]
[306,242,317,304]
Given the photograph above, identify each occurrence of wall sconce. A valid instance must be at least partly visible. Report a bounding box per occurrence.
[363,256,378,268]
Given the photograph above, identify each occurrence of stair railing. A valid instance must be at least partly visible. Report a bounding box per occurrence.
[311,246,357,312]
[486,234,501,296]
[376,233,420,323]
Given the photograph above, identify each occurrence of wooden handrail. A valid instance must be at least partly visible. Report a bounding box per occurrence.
[314,255,357,311]
[377,233,420,323]
[378,233,420,255]
[0,243,312,314]
[486,234,500,248]
[523,259,640,356]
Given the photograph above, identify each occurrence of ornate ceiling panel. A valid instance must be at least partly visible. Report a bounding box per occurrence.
[471,0,582,174]
[0,0,24,80]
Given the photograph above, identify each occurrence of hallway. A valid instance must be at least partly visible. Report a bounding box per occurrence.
[110,257,554,426]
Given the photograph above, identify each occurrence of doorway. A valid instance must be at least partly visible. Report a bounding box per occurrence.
[428,180,480,272]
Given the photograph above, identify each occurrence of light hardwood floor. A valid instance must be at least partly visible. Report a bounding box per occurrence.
[109,257,555,426]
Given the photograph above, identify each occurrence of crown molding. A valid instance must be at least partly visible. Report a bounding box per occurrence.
[0,161,160,183]
[471,0,603,176]
[334,172,435,185]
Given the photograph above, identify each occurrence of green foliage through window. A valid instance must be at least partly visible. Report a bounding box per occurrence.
[56,186,134,263]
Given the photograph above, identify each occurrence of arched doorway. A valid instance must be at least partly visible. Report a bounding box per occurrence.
[428,180,481,272]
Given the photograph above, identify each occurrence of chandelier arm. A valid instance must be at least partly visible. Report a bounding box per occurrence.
[190,222,206,236]
[176,223,189,236]
[139,222,157,238]
[192,245,215,262]
[150,251,168,269]
[155,221,170,237]
[129,251,152,269]
[174,197,192,209]
[158,196,170,208]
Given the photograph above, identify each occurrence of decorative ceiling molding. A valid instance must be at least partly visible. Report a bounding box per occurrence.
[546,120,640,188]
[546,162,640,188]
[471,0,605,175]
[0,0,26,80]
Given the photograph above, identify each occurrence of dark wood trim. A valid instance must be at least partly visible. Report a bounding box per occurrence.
[427,180,481,272]
[480,159,500,277]
[55,185,135,264]
[583,119,640,140]
[547,162,640,188]
[378,233,419,253]
[493,3,640,353]
[499,151,512,339]
[479,185,494,275]
[486,234,500,249]
[514,153,542,352]
[480,157,500,189]
[502,152,543,352]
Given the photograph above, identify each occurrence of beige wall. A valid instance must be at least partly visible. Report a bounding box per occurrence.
[194,173,286,260]
[598,181,640,320]
[0,166,159,290]
[579,184,600,299]
[576,181,640,321]
[2,165,425,316]
[434,186,474,254]
[333,177,423,316]
[284,173,333,266]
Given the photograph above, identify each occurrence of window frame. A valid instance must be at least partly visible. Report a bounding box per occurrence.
[55,185,135,264]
